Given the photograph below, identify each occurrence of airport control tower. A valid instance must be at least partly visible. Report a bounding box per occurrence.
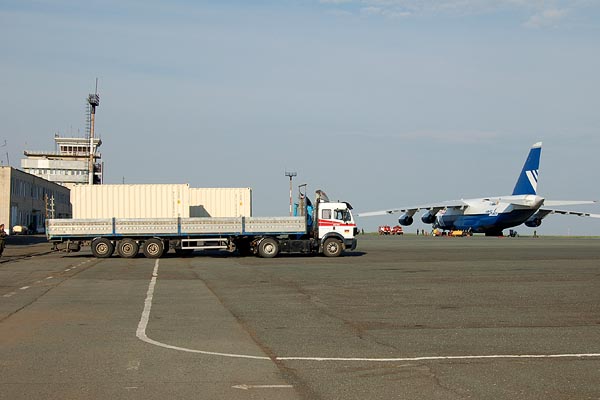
[21,86,104,188]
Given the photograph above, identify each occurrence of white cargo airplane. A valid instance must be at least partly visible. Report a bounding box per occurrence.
[358,142,599,236]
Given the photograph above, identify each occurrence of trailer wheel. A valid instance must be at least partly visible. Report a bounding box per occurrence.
[117,238,139,258]
[142,238,165,259]
[258,237,279,258]
[91,238,114,258]
[323,237,343,257]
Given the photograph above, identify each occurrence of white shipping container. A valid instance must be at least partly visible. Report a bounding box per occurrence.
[189,188,252,217]
[70,185,252,219]
[71,184,191,219]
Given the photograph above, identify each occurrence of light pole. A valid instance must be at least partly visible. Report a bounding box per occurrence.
[285,171,297,216]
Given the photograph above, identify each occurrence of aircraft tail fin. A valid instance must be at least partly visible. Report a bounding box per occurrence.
[512,142,542,195]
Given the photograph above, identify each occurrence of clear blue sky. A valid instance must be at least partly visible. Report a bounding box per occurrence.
[1,1,599,234]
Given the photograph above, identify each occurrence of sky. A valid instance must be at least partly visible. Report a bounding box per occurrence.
[1,0,599,235]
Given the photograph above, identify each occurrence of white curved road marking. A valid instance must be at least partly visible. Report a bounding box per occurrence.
[233,384,294,390]
[136,260,600,363]
[136,260,270,360]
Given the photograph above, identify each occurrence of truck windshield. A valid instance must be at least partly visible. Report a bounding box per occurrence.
[335,209,352,222]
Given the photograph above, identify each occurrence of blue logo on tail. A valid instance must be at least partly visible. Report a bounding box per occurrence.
[512,142,542,195]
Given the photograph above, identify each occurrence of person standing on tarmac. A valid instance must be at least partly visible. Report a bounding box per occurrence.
[0,224,6,257]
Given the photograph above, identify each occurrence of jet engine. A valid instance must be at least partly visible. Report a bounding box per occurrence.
[524,218,542,228]
[421,211,436,224]
[398,214,414,226]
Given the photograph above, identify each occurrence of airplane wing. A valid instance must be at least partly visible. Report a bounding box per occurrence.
[537,208,600,218]
[531,200,600,221]
[543,200,598,207]
[357,200,468,217]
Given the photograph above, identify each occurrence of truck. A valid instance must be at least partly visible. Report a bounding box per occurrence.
[46,190,358,259]
[378,225,391,235]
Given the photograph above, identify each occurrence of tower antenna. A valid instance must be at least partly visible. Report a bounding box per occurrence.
[87,79,100,184]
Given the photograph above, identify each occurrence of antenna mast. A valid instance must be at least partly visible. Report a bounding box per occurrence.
[87,79,100,185]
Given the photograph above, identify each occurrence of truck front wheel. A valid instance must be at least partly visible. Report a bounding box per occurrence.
[91,238,114,258]
[142,238,165,259]
[323,238,343,257]
[258,237,279,258]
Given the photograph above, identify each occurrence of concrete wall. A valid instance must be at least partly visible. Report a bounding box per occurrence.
[0,167,10,232]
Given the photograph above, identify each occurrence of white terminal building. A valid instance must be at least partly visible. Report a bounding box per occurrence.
[21,135,103,189]
[0,166,72,234]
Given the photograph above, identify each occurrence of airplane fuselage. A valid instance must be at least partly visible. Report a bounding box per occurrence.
[433,195,544,235]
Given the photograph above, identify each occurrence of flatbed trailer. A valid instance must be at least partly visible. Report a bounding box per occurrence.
[47,199,358,258]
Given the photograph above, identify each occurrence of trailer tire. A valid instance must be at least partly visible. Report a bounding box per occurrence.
[91,238,114,258]
[142,238,165,259]
[323,237,343,257]
[117,238,139,258]
[258,237,279,258]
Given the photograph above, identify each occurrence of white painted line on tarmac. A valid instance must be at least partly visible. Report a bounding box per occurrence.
[137,260,600,363]
[233,384,294,390]
[276,353,600,362]
[2,262,94,300]
[126,360,140,371]
[136,260,270,361]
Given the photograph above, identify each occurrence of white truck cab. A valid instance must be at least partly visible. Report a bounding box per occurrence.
[315,201,358,256]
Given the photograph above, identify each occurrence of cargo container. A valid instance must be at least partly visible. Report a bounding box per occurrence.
[71,184,252,219]
[189,188,252,217]
[47,189,358,258]
[72,184,190,218]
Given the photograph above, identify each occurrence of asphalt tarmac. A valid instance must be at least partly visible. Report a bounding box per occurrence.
[1,235,599,399]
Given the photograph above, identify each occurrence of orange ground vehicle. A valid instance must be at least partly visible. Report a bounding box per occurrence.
[433,228,472,237]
